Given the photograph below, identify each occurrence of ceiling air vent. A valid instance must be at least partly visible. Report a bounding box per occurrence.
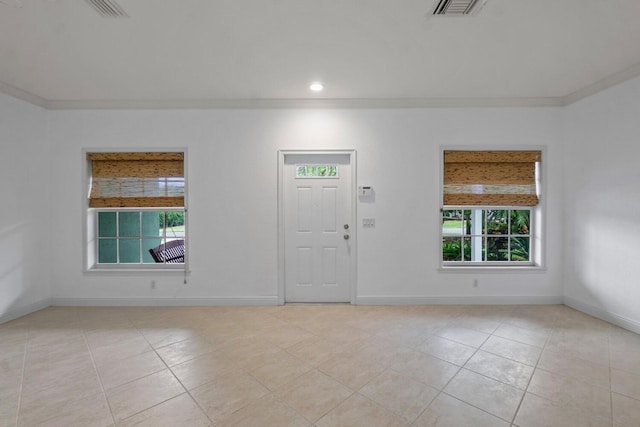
[85,0,128,18]
[432,0,487,16]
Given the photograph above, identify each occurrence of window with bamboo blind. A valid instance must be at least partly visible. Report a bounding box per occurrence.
[443,150,541,206]
[441,150,542,266]
[87,152,184,208]
[85,152,187,269]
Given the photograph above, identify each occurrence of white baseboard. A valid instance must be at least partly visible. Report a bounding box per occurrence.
[356,295,564,306]
[564,296,640,335]
[7,295,636,336]
[50,296,279,307]
[0,298,51,324]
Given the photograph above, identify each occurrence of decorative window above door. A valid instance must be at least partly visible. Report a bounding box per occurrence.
[295,165,338,178]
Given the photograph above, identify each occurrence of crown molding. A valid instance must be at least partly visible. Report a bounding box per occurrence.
[44,96,564,110]
[3,63,640,110]
[0,80,48,108]
[562,60,640,106]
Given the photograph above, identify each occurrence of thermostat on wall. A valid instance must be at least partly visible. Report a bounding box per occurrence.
[358,186,373,197]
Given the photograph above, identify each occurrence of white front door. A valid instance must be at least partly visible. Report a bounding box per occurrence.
[282,153,353,302]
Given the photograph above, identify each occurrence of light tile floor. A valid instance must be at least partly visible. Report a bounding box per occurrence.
[1,304,640,426]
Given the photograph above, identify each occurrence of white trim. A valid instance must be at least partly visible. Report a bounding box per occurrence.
[277,149,357,305]
[356,295,564,306]
[0,80,48,108]
[83,268,191,276]
[45,97,565,110]
[438,266,547,273]
[3,59,640,110]
[0,298,51,324]
[438,146,547,269]
[82,148,189,274]
[562,60,640,106]
[7,297,638,335]
[50,297,278,307]
[564,296,640,335]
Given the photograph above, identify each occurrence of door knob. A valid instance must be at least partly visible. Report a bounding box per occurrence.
[344,234,350,240]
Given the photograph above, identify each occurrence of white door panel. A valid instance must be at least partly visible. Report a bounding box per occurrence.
[283,153,352,302]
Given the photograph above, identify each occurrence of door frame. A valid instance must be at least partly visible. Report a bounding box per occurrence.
[277,149,357,305]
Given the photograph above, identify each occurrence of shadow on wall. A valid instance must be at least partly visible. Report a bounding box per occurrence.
[568,207,640,333]
[0,221,25,318]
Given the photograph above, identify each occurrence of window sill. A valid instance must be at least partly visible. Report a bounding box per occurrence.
[438,265,546,274]
[84,267,190,277]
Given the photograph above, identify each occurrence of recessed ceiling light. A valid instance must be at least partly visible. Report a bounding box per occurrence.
[309,82,324,92]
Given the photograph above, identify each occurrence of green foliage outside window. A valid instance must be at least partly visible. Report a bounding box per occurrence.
[442,208,531,263]
[296,165,338,177]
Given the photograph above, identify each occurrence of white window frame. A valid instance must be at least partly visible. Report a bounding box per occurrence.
[82,148,189,274]
[91,208,186,269]
[439,146,546,270]
[441,207,536,267]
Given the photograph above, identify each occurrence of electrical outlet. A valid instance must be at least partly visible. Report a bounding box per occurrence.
[151,280,156,289]
[472,279,479,288]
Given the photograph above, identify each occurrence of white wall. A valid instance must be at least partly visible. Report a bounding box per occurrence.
[563,76,640,332]
[47,107,564,305]
[0,94,50,322]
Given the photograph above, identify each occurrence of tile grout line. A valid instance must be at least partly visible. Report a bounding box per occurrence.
[14,325,30,427]
[608,330,614,427]
[508,321,551,426]
[411,314,536,426]
[252,311,345,424]
[406,318,492,426]
[408,340,513,424]
[81,323,117,426]
[448,319,514,424]
[5,305,636,426]
[276,312,362,426]
[137,317,217,426]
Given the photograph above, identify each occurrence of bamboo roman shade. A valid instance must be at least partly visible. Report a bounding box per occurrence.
[443,150,541,206]
[88,152,184,208]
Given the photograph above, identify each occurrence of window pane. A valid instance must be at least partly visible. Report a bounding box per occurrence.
[442,210,462,236]
[463,210,473,235]
[119,239,140,263]
[296,165,338,178]
[463,237,471,261]
[98,212,117,237]
[486,236,509,261]
[511,210,531,235]
[486,210,508,235]
[142,212,161,236]
[443,237,463,261]
[143,238,163,263]
[511,237,530,261]
[165,212,185,238]
[119,212,140,237]
[442,205,535,265]
[98,239,117,263]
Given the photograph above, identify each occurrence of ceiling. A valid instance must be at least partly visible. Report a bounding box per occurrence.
[1,0,640,109]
